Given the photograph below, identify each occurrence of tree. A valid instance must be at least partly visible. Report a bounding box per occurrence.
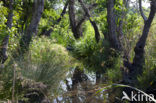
[124,0,156,83]
[131,0,156,77]
[19,0,44,53]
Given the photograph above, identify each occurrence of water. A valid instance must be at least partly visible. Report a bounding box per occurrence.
[52,69,109,103]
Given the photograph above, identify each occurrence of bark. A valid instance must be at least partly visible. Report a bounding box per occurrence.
[19,0,44,52]
[139,0,148,22]
[107,0,121,50]
[40,0,69,36]
[96,71,101,84]
[0,0,13,64]
[69,0,82,39]
[90,21,100,42]
[78,0,100,42]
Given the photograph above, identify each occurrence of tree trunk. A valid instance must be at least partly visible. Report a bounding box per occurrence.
[131,0,156,76]
[0,0,13,64]
[19,0,44,52]
[107,0,121,50]
[69,0,82,39]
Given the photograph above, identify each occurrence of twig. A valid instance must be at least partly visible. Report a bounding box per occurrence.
[12,64,17,103]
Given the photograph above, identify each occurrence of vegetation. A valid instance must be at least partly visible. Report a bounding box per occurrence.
[0,0,156,103]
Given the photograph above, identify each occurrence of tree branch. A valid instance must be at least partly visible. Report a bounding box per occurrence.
[76,3,97,32]
[78,0,100,42]
[57,0,69,23]
[88,3,98,10]
[139,0,148,21]
[40,0,69,36]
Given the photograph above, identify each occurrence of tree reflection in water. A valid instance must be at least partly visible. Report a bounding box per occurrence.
[53,67,111,103]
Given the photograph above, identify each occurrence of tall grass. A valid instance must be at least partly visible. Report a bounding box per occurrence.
[0,37,75,100]
[19,37,74,91]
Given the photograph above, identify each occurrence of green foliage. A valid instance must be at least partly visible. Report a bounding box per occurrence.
[124,12,141,35]
[96,0,107,12]
[105,57,122,83]
[0,2,8,43]
[0,2,7,25]
[137,64,156,90]
[71,22,121,74]
[0,1,20,51]
[49,15,75,46]
[94,10,108,36]
[0,61,23,100]
[39,7,75,47]
[40,8,59,28]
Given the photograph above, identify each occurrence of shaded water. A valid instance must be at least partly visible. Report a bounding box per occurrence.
[52,68,110,103]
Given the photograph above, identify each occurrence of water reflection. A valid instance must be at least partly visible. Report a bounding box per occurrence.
[53,67,109,103]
